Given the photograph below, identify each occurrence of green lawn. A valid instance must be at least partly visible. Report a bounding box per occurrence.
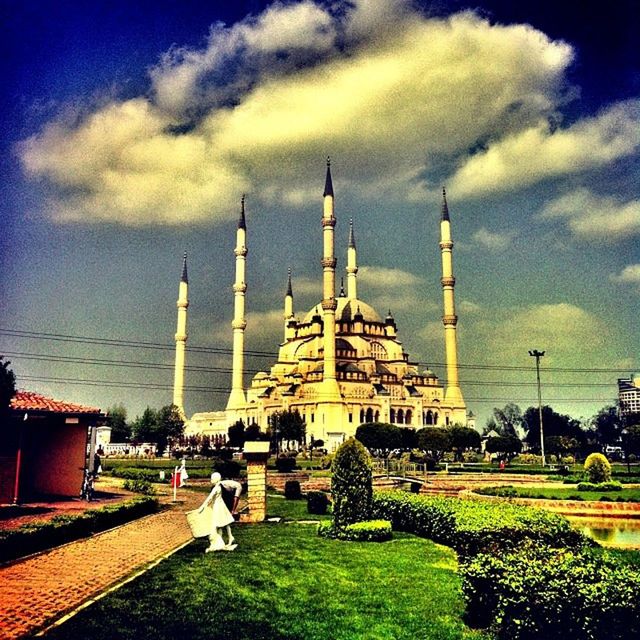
[476,485,640,502]
[39,502,487,640]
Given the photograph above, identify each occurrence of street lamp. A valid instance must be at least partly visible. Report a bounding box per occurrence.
[529,350,545,467]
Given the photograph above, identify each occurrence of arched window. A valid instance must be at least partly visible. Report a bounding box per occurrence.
[370,341,388,361]
[366,407,374,423]
[397,409,404,424]
[426,410,433,425]
[434,412,439,425]
[390,408,396,424]
[405,409,412,425]
[374,410,380,422]
[360,409,365,423]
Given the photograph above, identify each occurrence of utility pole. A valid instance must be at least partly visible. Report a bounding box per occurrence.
[529,350,545,467]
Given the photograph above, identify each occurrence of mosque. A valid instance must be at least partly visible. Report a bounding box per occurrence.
[178,161,472,450]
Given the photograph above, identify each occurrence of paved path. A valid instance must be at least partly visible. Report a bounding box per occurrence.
[0,490,204,639]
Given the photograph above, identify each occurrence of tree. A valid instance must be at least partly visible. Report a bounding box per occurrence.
[400,427,417,450]
[446,425,481,461]
[269,410,306,451]
[591,404,624,447]
[331,438,372,529]
[584,452,611,483]
[545,436,579,460]
[485,435,523,462]
[156,404,185,455]
[622,425,640,458]
[416,427,451,461]
[0,356,16,420]
[106,404,130,442]
[245,422,268,441]
[227,420,246,448]
[355,422,402,454]
[492,403,523,438]
[523,405,586,452]
[131,407,158,443]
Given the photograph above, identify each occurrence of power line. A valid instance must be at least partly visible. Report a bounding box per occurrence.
[2,327,635,374]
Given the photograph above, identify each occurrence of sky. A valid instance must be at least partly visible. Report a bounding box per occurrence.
[1,0,639,430]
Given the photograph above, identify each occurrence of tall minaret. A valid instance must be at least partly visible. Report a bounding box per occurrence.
[320,158,340,396]
[346,218,358,299]
[439,188,464,410]
[284,267,294,340]
[227,196,248,410]
[173,253,189,416]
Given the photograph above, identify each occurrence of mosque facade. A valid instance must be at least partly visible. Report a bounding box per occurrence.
[181,162,471,450]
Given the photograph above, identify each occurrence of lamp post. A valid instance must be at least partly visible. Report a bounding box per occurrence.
[529,350,545,467]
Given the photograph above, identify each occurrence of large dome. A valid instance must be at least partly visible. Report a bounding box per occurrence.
[302,297,382,324]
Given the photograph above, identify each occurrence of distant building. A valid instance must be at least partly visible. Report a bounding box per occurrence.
[618,375,640,418]
[180,162,472,450]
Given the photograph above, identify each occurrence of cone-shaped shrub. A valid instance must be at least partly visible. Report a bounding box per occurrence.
[331,437,372,529]
[584,452,611,483]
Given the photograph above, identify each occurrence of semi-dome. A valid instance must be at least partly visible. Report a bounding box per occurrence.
[302,297,382,324]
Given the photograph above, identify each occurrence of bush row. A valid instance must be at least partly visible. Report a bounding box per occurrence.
[577,480,623,492]
[461,543,640,639]
[0,497,159,563]
[371,491,589,559]
[318,519,392,542]
[109,460,242,482]
[371,492,640,639]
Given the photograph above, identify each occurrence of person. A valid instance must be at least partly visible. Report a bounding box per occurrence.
[198,472,237,552]
[178,457,189,487]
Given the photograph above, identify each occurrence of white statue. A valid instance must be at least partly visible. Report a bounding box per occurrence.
[198,472,237,552]
[178,458,189,487]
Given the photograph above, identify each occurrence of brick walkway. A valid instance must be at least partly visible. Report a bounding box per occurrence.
[0,489,205,639]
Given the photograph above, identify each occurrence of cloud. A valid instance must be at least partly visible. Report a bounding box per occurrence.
[610,264,640,288]
[448,100,640,198]
[19,1,576,226]
[358,265,421,288]
[472,227,516,250]
[540,188,640,242]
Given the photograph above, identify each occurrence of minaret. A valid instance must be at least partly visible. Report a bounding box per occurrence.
[227,196,248,410]
[439,188,465,412]
[173,253,189,416]
[284,267,294,340]
[321,158,339,391]
[346,218,358,299]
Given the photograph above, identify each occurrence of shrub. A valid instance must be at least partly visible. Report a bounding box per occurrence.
[284,480,302,500]
[584,452,611,483]
[211,458,242,478]
[371,492,589,560]
[307,491,329,515]
[275,456,297,473]
[462,451,482,463]
[577,481,623,492]
[318,519,392,542]
[461,544,640,639]
[331,438,372,530]
[123,478,156,495]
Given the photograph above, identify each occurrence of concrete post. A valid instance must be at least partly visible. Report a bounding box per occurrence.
[240,441,271,523]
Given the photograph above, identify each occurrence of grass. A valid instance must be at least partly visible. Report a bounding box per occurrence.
[38,498,487,640]
[476,485,640,502]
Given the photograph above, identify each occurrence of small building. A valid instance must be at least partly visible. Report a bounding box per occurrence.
[0,391,103,504]
[619,375,640,418]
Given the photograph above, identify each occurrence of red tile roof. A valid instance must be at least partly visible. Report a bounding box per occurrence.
[10,391,101,415]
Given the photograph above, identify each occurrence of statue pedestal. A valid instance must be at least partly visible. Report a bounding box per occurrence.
[240,441,270,523]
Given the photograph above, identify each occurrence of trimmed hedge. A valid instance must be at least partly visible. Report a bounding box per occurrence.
[461,543,640,639]
[284,480,302,500]
[371,491,590,559]
[318,519,392,542]
[0,496,159,563]
[307,491,330,515]
[577,481,623,492]
[123,478,156,495]
[275,456,297,473]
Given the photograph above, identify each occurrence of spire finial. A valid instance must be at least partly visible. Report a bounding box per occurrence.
[181,252,188,284]
[238,195,247,229]
[323,157,334,197]
[348,217,356,248]
[286,267,293,297]
[441,186,450,222]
